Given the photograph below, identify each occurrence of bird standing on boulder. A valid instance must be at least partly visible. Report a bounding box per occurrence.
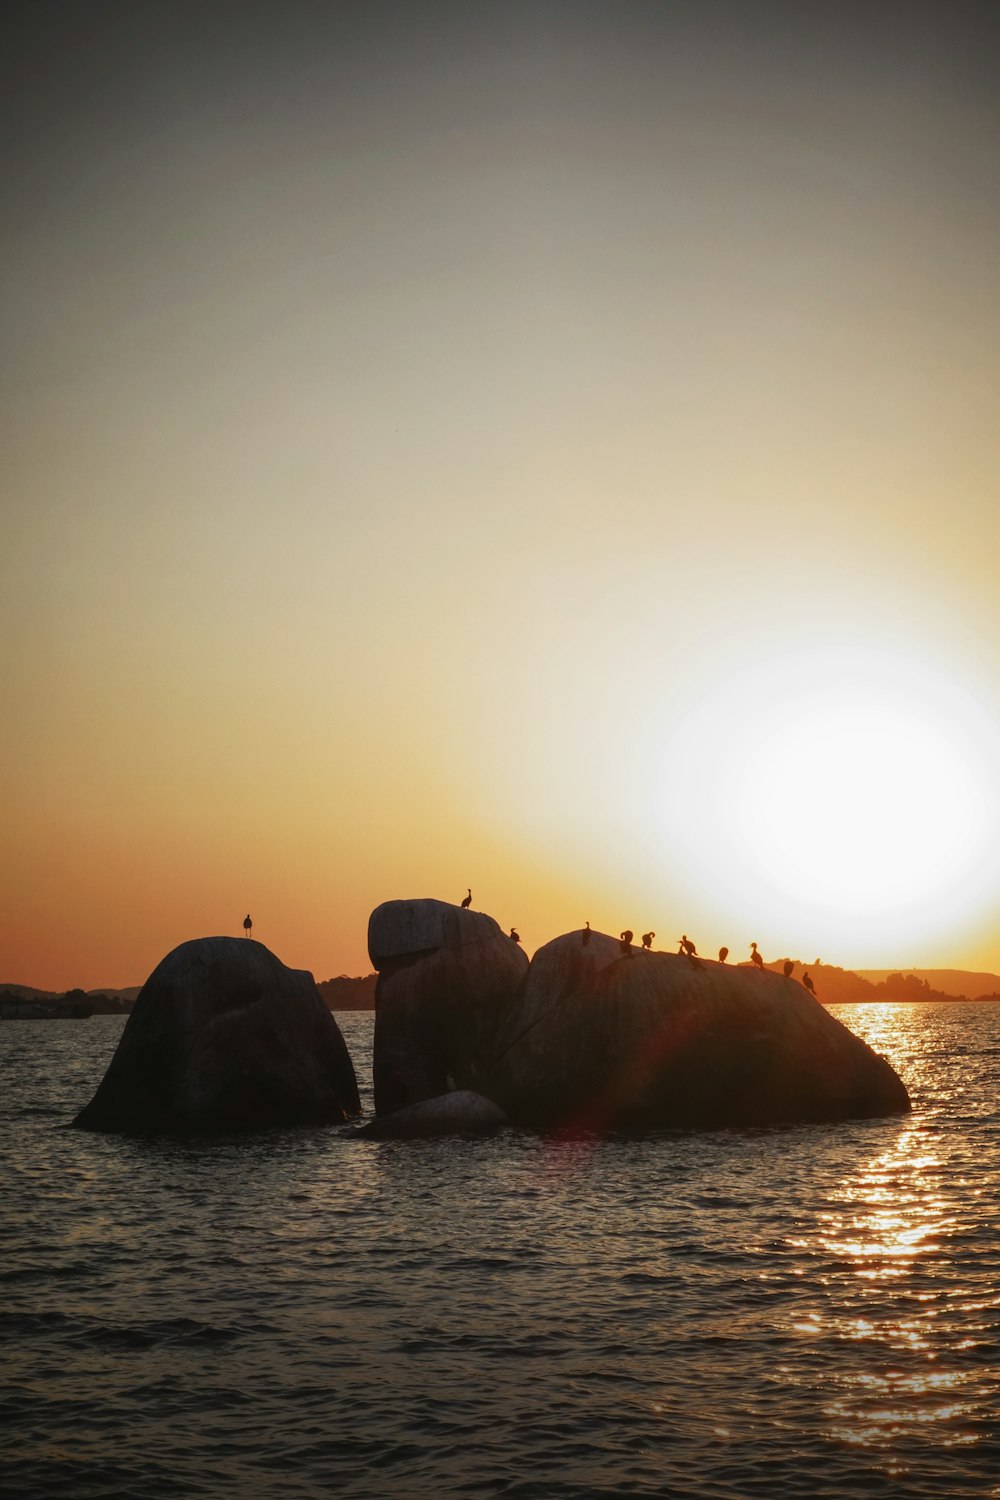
[750,942,763,969]
[461,888,472,909]
[718,946,729,963]
[582,921,591,946]
[619,929,634,958]
[510,927,520,943]
[243,914,252,939]
[641,931,655,950]
[803,971,817,998]
[783,959,794,978]
[680,940,704,971]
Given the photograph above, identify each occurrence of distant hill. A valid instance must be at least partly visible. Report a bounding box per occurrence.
[317,974,377,1010]
[856,969,1000,1000]
[761,962,998,1004]
[0,982,140,1003]
[2,974,376,1012]
[6,962,998,1014]
[1,986,135,1016]
[758,961,874,1004]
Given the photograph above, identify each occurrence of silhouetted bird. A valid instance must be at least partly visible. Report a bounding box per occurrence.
[641,931,655,950]
[243,914,252,938]
[619,929,634,958]
[510,927,520,943]
[582,921,591,946]
[620,929,633,944]
[718,947,729,964]
[750,942,764,969]
[679,934,698,957]
[802,971,817,997]
[461,888,472,909]
[783,959,794,978]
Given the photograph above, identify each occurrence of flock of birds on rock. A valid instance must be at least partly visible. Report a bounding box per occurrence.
[607,927,816,994]
[607,928,816,993]
[459,892,817,995]
[241,893,816,999]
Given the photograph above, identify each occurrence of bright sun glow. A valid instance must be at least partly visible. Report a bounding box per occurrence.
[656,647,1000,959]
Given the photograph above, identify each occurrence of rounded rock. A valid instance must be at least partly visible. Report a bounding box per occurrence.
[73,936,360,1133]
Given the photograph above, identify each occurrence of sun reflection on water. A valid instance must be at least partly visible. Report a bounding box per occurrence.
[785,1005,991,1466]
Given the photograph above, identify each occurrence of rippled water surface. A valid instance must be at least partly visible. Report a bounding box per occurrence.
[2,1005,999,1498]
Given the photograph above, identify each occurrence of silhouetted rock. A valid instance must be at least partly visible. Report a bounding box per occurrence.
[72,937,360,1133]
[354,1090,507,1139]
[486,930,910,1129]
[368,898,529,1114]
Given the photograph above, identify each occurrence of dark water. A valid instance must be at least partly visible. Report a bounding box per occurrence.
[2,1005,998,1499]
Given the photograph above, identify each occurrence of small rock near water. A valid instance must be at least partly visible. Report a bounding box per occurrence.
[354,1090,508,1139]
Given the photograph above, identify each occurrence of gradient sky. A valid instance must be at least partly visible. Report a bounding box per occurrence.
[3,1,1000,990]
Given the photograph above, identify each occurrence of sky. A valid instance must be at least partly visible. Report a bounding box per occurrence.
[3,0,1000,990]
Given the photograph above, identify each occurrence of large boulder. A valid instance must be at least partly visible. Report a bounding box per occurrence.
[73,937,360,1133]
[485,930,910,1129]
[354,1090,508,1140]
[369,898,529,1113]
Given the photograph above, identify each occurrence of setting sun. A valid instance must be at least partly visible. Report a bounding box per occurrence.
[2,1,999,993]
[656,648,1000,960]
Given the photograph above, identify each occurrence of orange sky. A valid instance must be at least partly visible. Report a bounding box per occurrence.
[3,3,1000,991]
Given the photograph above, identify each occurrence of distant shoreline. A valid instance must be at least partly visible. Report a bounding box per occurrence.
[826,995,998,1005]
[5,959,1000,1014]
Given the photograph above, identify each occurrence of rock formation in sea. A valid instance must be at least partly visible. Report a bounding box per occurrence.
[354,1089,508,1139]
[72,937,360,1133]
[484,930,911,1129]
[368,898,529,1113]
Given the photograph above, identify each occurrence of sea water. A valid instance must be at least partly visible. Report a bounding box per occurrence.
[1,1004,998,1499]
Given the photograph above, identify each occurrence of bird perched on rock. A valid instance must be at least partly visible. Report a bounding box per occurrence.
[582,921,591,946]
[678,934,698,957]
[510,927,520,943]
[718,946,729,963]
[783,959,794,978]
[243,914,252,939]
[461,888,472,909]
[641,931,655,950]
[619,929,634,957]
[680,943,704,971]
[750,942,764,969]
[802,971,817,998]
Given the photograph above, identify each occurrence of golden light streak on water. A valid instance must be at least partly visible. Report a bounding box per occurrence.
[787,1005,989,1465]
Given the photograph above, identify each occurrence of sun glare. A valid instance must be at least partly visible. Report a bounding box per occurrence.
[656,647,1000,957]
[734,700,982,910]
